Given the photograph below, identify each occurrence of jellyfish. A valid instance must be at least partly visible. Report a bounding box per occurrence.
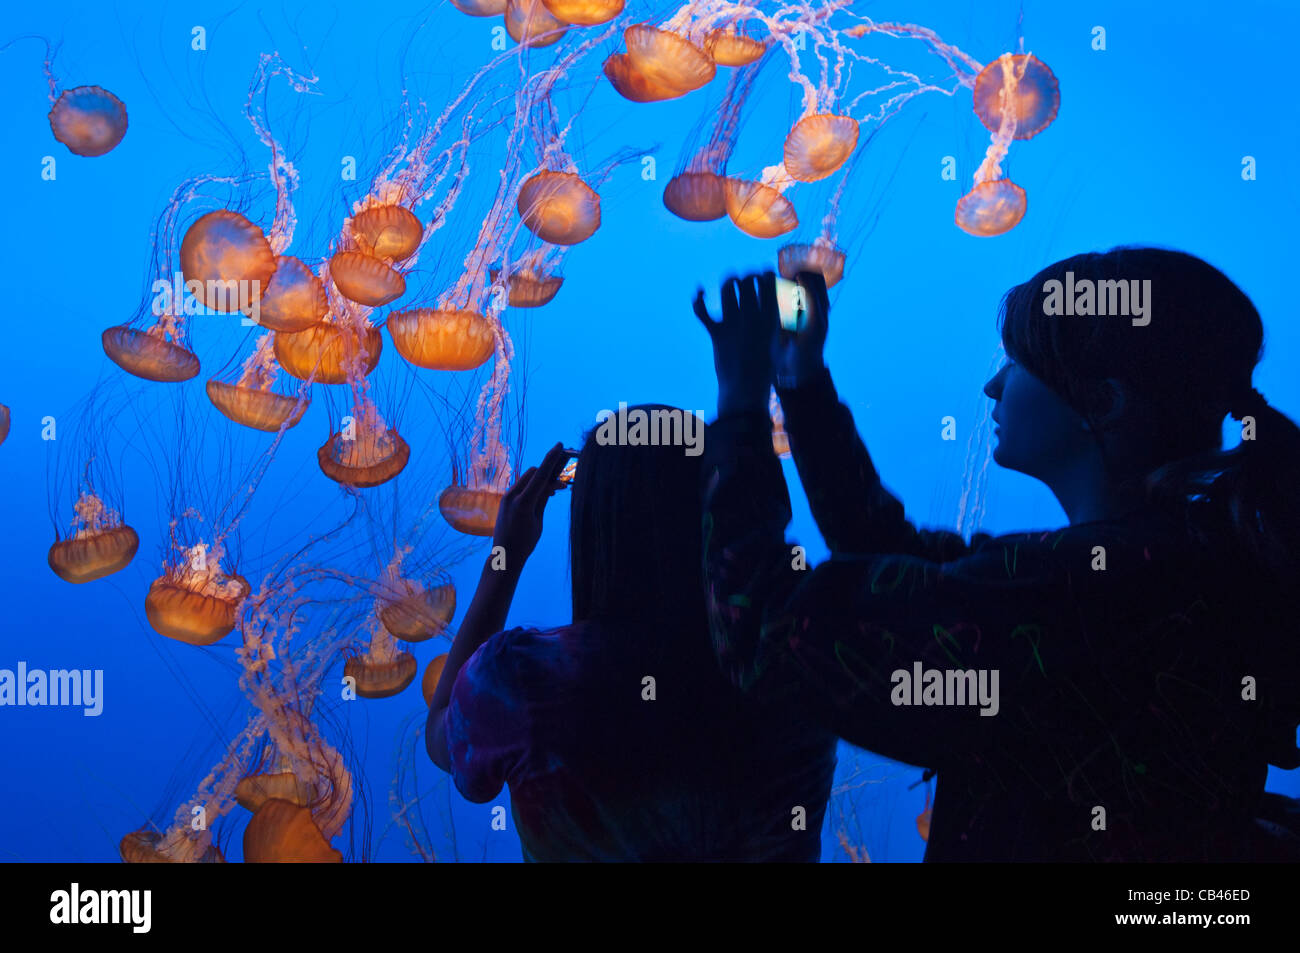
[235,764,317,813]
[664,60,763,222]
[145,541,250,646]
[517,171,601,245]
[327,250,406,307]
[48,85,128,157]
[705,25,768,67]
[450,0,506,14]
[725,171,799,239]
[207,337,309,433]
[274,320,383,385]
[972,53,1059,141]
[623,23,716,95]
[258,256,328,333]
[506,0,569,47]
[378,575,456,643]
[541,0,624,27]
[48,489,140,584]
[387,308,496,370]
[0,403,9,447]
[421,653,450,707]
[603,54,688,103]
[317,402,411,488]
[489,247,565,308]
[180,210,278,313]
[345,612,419,699]
[783,113,859,183]
[244,798,343,862]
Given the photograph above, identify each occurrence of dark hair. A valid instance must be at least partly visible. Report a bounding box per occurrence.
[569,405,710,642]
[997,246,1300,580]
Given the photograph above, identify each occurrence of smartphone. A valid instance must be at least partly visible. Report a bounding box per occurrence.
[558,449,580,487]
[775,276,809,332]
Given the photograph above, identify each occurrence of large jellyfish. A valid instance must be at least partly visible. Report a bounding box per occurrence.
[145,540,251,646]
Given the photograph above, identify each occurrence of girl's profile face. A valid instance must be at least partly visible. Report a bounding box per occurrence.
[983,356,1092,480]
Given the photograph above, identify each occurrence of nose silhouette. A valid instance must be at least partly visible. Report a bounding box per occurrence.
[983,363,1008,401]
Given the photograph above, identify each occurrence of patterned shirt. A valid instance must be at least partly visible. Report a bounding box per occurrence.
[445,619,838,861]
[701,368,1300,861]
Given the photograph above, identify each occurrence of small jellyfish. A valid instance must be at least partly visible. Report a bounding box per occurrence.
[120,829,224,864]
[234,771,317,813]
[257,255,328,333]
[972,54,1059,141]
[421,653,450,707]
[955,178,1026,237]
[329,250,406,307]
[387,309,496,370]
[102,326,200,383]
[0,403,9,447]
[48,86,127,157]
[48,491,139,584]
[179,210,277,313]
[624,24,716,94]
[274,323,383,384]
[439,486,504,537]
[379,581,456,642]
[705,28,767,67]
[317,421,410,488]
[663,172,728,222]
[449,0,506,14]
[725,178,798,239]
[783,114,859,183]
[206,380,307,432]
[541,0,624,26]
[778,239,845,288]
[349,204,423,262]
[145,542,249,646]
[505,0,569,47]
[489,266,564,308]
[345,631,418,699]
[603,54,687,103]
[517,171,601,246]
[243,798,342,863]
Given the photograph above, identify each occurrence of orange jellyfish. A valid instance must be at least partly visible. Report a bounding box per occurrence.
[450,0,506,14]
[603,54,687,103]
[489,246,565,308]
[317,409,411,488]
[145,541,250,646]
[0,403,9,446]
[421,653,450,707]
[664,62,761,222]
[624,23,716,94]
[517,171,601,246]
[779,238,845,287]
[725,175,798,239]
[235,766,316,813]
[207,335,309,432]
[257,255,328,333]
[955,179,1026,237]
[103,321,200,383]
[506,0,569,47]
[274,321,382,385]
[120,829,224,864]
[328,250,406,307]
[180,210,277,314]
[705,26,767,67]
[49,85,128,157]
[387,308,496,370]
[380,579,456,643]
[48,489,139,584]
[349,204,423,262]
[542,0,623,26]
[244,798,342,863]
[783,113,859,183]
[345,616,418,699]
[972,53,1059,141]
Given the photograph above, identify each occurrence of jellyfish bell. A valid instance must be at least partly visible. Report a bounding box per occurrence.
[955,178,1027,237]
[102,326,200,383]
[972,53,1059,141]
[517,171,601,246]
[778,240,846,288]
[489,267,563,308]
[421,653,450,707]
[379,582,456,642]
[120,828,224,864]
[48,85,128,157]
[449,0,506,14]
[344,651,418,699]
[48,524,139,584]
[329,250,406,307]
[387,309,496,370]
[244,798,342,863]
[724,178,798,239]
[258,255,327,333]
[704,28,766,67]
[234,772,317,813]
[145,558,250,646]
[602,54,687,103]
[179,210,277,313]
[624,24,716,94]
[784,114,859,183]
[505,0,569,47]
[274,323,383,384]
[317,427,410,488]
[350,205,423,263]
[663,171,728,222]
[541,0,623,26]
[439,486,504,537]
[206,380,308,432]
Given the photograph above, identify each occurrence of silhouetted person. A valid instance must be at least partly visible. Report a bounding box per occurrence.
[426,419,837,861]
[696,248,1300,861]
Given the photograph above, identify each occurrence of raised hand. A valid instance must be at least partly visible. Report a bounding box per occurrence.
[491,442,569,565]
[694,272,779,418]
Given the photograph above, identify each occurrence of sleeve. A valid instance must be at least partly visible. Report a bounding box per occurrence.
[702,410,1077,770]
[444,630,530,803]
[776,368,990,560]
